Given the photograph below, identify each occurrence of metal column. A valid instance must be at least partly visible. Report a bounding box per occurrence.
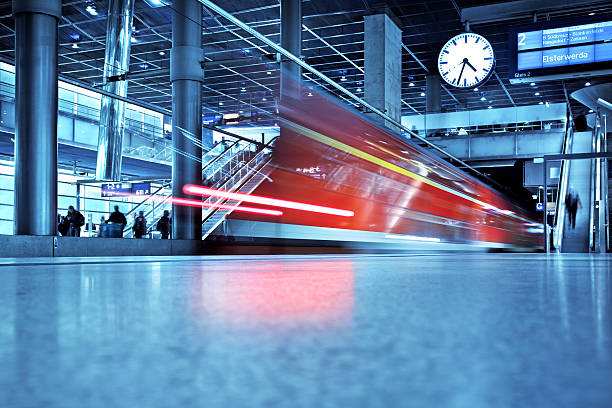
[95,0,135,181]
[12,0,61,236]
[171,0,204,240]
[280,0,302,97]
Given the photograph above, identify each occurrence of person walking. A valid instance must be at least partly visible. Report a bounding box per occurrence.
[156,210,171,239]
[66,205,84,237]
[568,192,582,230]
[133,211,147,239]
[108,205,127,237]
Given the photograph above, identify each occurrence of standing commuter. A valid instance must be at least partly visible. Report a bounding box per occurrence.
[108,205,127,237]
[156,210,171,239]
[66,205,84,237]
[133,211,147,239]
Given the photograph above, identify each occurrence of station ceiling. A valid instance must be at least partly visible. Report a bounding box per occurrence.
[1,0,611,125]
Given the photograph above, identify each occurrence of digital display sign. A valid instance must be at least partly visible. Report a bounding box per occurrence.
[101,182,152,197]
[509,15,612,83]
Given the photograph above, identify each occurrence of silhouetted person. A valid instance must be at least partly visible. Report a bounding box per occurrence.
[57,214,68,236]
[98,216,106,237]
[108,205,127,237]
[133,211,147,239]
[565,190,582,230]
[156,210,171,239]
[66,205,84,237]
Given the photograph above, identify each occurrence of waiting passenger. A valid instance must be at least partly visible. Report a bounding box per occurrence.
[57,214,68,236]
[66,206,85,237]
[156,210,171,239]
[133,211,147,239]
[98,216,107,237]
[108,205,127,237]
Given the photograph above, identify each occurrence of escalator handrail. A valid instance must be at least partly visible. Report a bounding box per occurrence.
[553,116,574,250]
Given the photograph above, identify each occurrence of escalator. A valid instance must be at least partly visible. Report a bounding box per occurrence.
[559,131,593,252]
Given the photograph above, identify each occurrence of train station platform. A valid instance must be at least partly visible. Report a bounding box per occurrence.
[1,253,610,407]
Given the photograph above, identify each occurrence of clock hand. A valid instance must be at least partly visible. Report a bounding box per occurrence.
[465,59,477,72]
[457,61,466,84]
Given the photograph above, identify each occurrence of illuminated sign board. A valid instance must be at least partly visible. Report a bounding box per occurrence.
[509,15,612,83]
[101,182,152,197]
[101,183,131,197]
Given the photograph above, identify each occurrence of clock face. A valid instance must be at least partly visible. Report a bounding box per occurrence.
[438,33,495,89]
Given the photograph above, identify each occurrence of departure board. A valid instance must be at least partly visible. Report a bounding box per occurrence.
[509,15,612,83]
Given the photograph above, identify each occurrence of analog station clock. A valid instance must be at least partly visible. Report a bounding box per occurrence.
[438,33,495,89]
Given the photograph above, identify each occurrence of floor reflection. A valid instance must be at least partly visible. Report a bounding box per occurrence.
[189,259,355,331]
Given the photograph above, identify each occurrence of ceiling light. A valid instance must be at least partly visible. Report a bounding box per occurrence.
[545,101,550,107]
[589,12,595,16]
[474,87,479,91]
[585,82,591,86]
[159,51,165,56]
[534,92,540,96]
[72,43,79,49]
[530,82,536,86]
[340,76,347,81]
[241,88,246,92]
[85,5,98,16]
[266,71,272,75]
[239,110,244,114]
[480,96,486,101]
[420,92,425,97]
[487,106,493,109]
[262,97,267,101]
[409,82,415,87]
[219,102,223,106]
[307,92,313,97]
[538,101,543,105]
[356,88,362,92]
[131,36,139,43]
[589,109,594,113]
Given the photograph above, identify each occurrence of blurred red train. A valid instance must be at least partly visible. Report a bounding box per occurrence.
[218,84,543,252]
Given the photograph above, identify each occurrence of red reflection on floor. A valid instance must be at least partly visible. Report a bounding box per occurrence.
[189,259,354,330]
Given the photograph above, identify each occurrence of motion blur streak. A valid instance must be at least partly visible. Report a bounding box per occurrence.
[115,192,283,216]
[170,197,283,216]
[183,184,355,217]
[281,118,534,224]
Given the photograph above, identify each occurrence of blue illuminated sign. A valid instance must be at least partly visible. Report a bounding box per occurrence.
[101,183,132,197]
[517,21,612,71]
[131,183,151,196]
[509,15,612,81]
[536,202,544,211]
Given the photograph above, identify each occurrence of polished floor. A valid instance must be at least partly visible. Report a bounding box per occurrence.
[1,253,611,407]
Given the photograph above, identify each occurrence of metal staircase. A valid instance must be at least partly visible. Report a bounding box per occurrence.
[123,183,172,238]
[201,137,277,239]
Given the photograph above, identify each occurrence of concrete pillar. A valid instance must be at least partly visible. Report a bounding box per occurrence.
[426,74,441,113]
[95,0,135,181]
[364,13,402,130]
[280,0,302,98]
[12,0,61,236]
[171,0,204,240]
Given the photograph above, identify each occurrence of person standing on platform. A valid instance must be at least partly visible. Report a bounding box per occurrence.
[108,205,127,237]
[66,205,84,237]
[156,210,171,239]
[133,211,147,239]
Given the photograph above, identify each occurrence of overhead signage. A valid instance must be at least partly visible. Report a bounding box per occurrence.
[101,183,131,197]
[101,182,152,197]
[132,182,151,196]
[509,14,612,83]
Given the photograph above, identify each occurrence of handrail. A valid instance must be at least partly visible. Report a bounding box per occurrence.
[125,182,170,218]
[553,116,574,251]
[202,140,236,167]
[202,140,257,180]
[201,140,241,176]
[202,137,278,224]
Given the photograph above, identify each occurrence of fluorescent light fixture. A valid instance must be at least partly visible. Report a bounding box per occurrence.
[480,96,486,101]
[474,87,479,91]
[222,113,239,120]
[538,101,543,105]
[534,92,540,96]
[420,92,425,96]
[585,82,591,86]
[219,102,223,106]
[488,106,492,109]
[240,88,246,92]
[266,71,272,75]
[144,0,169,8]
[589,109,594,113]
[530,82,536,86]
[356,88,362,92]
[262,97,267,101]
[340,76,347,81]
[159,51,165,56]
[409,82,415,86]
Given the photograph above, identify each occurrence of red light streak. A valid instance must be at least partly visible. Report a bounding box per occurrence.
[183,184,355,217]
[113,191,282,216]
